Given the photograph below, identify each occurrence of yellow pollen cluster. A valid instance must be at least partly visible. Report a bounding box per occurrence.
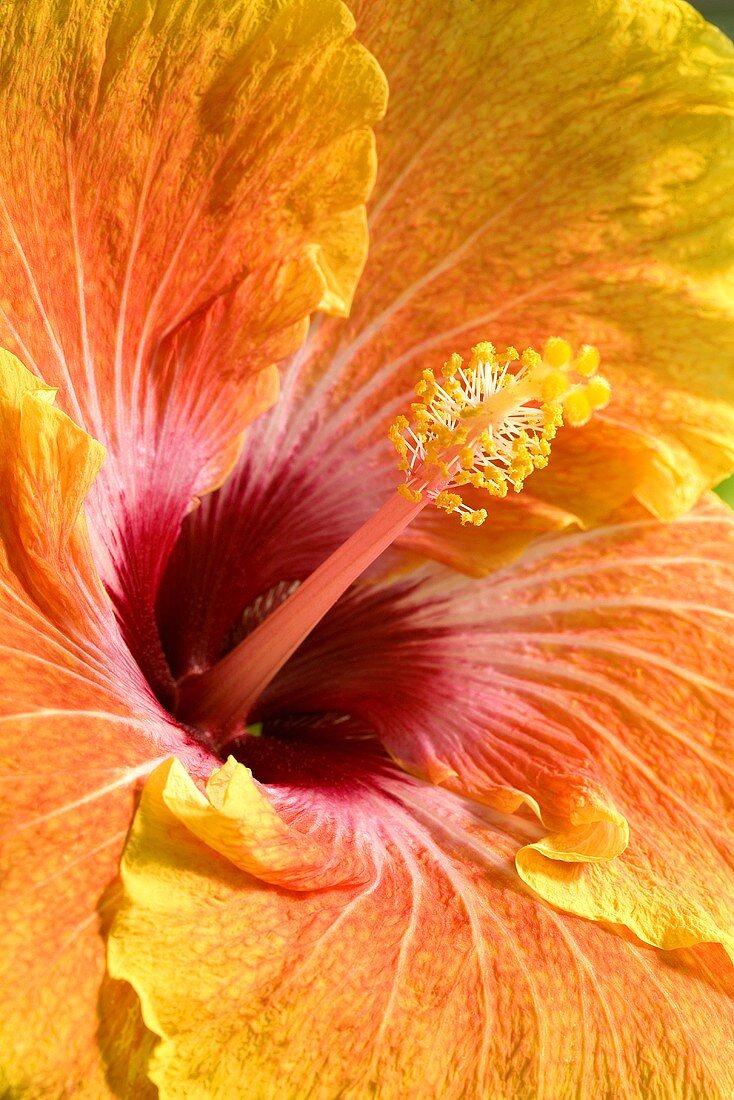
[389,338,609,525]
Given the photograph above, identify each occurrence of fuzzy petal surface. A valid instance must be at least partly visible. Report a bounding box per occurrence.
[109,754,734,1100]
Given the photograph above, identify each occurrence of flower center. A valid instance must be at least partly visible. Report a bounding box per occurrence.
[176,338,608,737]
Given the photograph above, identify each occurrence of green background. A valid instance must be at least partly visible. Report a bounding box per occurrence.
[697,0,734,39]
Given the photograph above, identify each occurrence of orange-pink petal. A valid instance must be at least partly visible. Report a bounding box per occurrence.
[0,0,386,692]
[254,497,734,961]
[0,352,203,1092]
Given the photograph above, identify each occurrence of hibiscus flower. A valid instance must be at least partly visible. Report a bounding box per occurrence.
[2,0,734,1097]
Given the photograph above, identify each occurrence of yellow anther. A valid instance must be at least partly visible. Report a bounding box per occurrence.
[587,375,611,410]
[398,483,424,504]
[484,466,506,486]
[389,420,408,447]
[542,403,563,429]
[509,452,534,482]
[574,344,600,377]
[390,338,608,525]
[435,490,462,514]
[415,369,439,402]
[443,352,463,378]
[521,347,542,369]
[544,337,572,368]
[469,341,496,369]
[563,387,592,427]
[460,508,488,527]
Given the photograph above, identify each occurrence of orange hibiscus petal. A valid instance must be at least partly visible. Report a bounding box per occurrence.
[397,492,579,577]
[0,352,210,1093]
[0,0,387,692]
[109,757,734,1098]
[486,497,734,958]
[265,0,734,576]
[250,496,734,965]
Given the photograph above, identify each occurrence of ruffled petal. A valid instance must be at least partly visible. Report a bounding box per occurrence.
[0,352,207,1093]
[255,498,734,962]
[109,757,734,1099]
[234,0,734,577]
[158,756,372,889]
[0,0,386,692]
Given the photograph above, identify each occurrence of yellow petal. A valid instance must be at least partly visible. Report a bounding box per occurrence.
[0,349,105,625]
[109,762,734,1098]
[159,756,362,889]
